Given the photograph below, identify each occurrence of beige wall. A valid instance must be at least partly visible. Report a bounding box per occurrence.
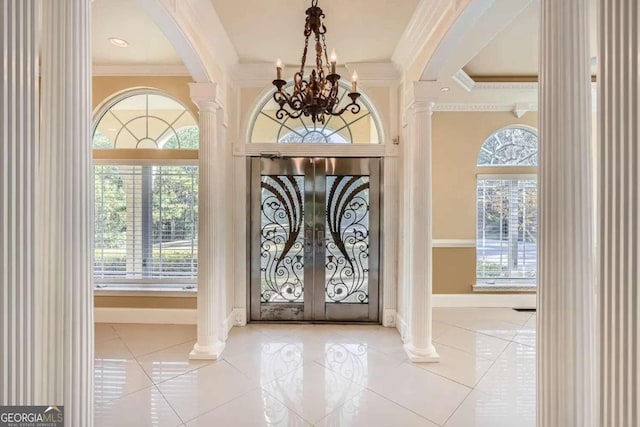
[432,111,538,293]
[92,76,196,114]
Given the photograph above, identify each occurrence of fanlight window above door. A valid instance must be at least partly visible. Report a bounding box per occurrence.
[93,91,198,149]
[477,126,538,166]
[249,82,382,144]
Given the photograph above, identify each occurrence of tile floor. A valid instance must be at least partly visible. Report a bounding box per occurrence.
[94,308,536,427]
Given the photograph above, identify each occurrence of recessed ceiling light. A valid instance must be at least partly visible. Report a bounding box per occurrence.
[109,37,128,48]
[440,86,450,92]
[590,56,597,66]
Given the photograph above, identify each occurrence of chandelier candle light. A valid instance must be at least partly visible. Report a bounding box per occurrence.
[272,0,361,124]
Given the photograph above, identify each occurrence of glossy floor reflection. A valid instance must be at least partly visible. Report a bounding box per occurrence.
[94,308,536,426]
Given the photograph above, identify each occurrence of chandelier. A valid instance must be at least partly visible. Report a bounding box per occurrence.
[272,0,361,124]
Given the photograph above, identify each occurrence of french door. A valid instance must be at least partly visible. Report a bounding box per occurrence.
[250,157,381,322]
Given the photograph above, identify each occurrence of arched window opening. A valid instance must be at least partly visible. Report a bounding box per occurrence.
[93,92,198,149]
[249,82,382,144]
[477,126,538,166]
[279,127,348,144]
[92,90,199,291]
[476,127,538,286]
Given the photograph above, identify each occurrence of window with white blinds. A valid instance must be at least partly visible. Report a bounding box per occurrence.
[476,178,537,282]
[94,165,198,287]
[92,90,200,291]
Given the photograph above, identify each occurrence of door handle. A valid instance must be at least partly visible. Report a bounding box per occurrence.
[316,230,325,250]
[305,229,313,252]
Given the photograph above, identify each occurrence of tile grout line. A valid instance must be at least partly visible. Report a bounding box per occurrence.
[439,335,514,426]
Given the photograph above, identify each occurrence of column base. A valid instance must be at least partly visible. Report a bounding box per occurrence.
[404,343,440,363]
[189,341,225,360]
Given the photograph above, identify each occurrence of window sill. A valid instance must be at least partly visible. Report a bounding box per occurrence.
[473,283,536,292]
[94,286,197,298]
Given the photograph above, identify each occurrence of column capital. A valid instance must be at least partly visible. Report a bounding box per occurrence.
[189,82,224,112]
[405,81,439,111]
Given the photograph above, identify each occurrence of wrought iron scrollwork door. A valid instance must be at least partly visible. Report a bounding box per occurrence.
[250,157,380,322]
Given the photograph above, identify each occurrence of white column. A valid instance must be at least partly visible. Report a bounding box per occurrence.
[403,83,439,362]
[598,1,640,425]
[38,0,94,424]
[189,82,226,360]
[0,0,39,405]
[538,0,595,426]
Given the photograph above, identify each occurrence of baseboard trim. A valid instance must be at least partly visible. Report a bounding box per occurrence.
[395,313,408,343]
[94,307,197,324]
[95,307,249,327]
[433,293,536,308]
[382,309,396,327]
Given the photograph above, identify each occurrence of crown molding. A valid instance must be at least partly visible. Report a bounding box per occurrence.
[392,0,453,71]
[474,81,539,90]
[92,64,191,77]
[452,69,475,91]
[433,103,537,113]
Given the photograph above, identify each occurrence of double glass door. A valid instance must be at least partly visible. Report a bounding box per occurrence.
[250,157,381,322]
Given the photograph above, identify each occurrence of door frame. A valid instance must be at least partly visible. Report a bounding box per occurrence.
[247,156,383,323]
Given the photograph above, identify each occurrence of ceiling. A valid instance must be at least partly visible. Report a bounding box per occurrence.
[463,0,598,77]
[209,0,420,65]
[92,0,183,65]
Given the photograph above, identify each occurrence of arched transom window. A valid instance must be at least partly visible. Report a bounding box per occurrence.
[477,126,538,166]
[249,82,382,144]
[93,91,198,149]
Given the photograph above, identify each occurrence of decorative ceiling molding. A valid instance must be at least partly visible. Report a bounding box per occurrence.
[135,0,211,82]
[452,69,475,91]
[171,0,238,77]
[392,0,453,72]
[474,81,539,90]
[92,64,191,76]
[433,103,526,112]
[513,102,534,118]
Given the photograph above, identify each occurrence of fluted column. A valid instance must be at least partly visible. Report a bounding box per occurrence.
[0,0,39,406]
[598,1,640,425]
[189,82,226,360]
[403,83,439,362]
[538,0,595,426]
[38,0,94,424]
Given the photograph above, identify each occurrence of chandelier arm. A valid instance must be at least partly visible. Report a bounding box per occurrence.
[275,106,304,121]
